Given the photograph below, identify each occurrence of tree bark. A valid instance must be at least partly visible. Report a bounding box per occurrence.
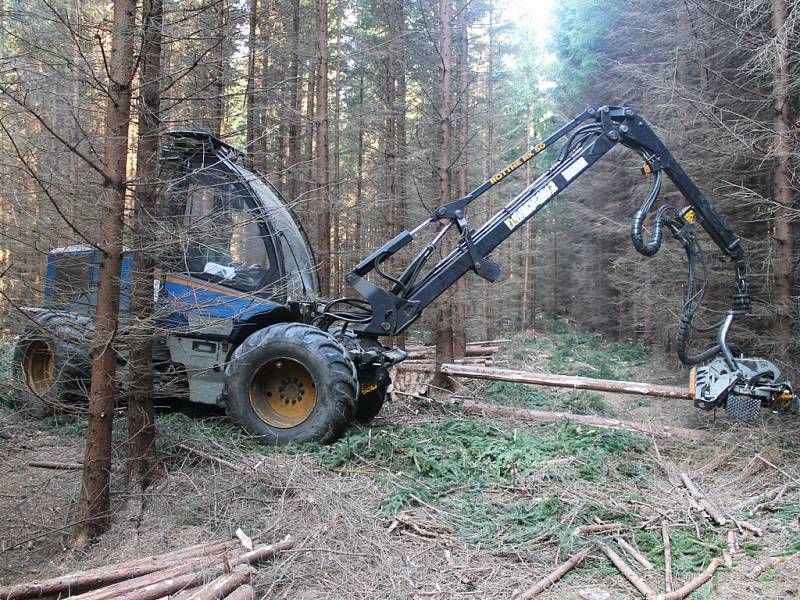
[286,0,301,200]
[432,0,454,388]
[72,0,137,548]
[314,0,330,297]
[769,0,794,346]
[452,0,468,358]
[244,0,258,168]
[127,0,164,493]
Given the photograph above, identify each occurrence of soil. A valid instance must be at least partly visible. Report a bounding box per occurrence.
[1,336,798,599]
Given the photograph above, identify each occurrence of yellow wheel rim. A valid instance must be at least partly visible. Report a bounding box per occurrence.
[249,358,317,428]
[24,340,55,396]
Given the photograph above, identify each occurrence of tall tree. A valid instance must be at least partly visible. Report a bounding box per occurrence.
[433,0,454,384]
[452,0,468,356]
[769,0,795,346]
[314,0,330,296]
[73,0,137,547]
[127,0,163,493]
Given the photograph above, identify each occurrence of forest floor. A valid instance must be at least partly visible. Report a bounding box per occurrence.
[1,324,799,599]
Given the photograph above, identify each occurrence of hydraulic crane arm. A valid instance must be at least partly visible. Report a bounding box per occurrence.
[337,107,746,335]
[319,105,795,416]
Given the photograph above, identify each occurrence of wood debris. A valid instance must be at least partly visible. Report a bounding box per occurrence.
[0,535,292,600]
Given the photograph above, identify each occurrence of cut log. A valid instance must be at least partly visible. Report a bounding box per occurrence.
[514,548,589,599]
[223,585,256,600]
[28,460,83,470]
[435,363,691,400]
[69,553,237,600]
[598,543,656,599]
[232,537,294,566]
[656,557,721,600]
[678,473,726,526]
[171,566,254,600]
[449,397,706,440]
[0,540,234,599]
[112,571,206,600]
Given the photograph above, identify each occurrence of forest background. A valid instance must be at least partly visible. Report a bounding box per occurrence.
[0,0,797,549]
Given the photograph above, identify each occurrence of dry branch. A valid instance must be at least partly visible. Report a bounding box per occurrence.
[514,548,589,599]
[0,540,234,599]
[179,444,254,477]
[598,543,656,598]
[450,397,705,440]
[574,523,628,535]
[615,536,654,571]
[27,460,83,470]
[427,363,692,399]
[656,557,721,600]
[749,554,795,578]
[662,521,673,592]
[678,473,727,525]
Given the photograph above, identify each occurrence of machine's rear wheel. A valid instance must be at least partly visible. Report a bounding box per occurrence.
[225,323,358,445]
[11,312,92,417]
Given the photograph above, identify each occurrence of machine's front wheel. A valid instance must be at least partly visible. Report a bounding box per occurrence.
[225,323,358,445]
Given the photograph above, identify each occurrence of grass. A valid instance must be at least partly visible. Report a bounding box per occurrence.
[0,336,17,408]
[488,323,647,415]
[310,418,649,548]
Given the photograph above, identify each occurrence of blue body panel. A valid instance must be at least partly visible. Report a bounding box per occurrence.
[162,275,284,326]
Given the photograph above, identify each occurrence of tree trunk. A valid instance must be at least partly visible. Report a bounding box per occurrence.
[287,0,301,200]
[245,0,258,168]
[769,0,794,347]
[482,1,495,340]
[209,0,226,137]
[452,0,468,358]
[314,0,330,297]
[395,0,408,351]
[127,0,163,493]
[72,0,137,547]
[432,0,454,387]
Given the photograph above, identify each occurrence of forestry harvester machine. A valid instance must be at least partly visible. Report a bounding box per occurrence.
[13,107,797,444]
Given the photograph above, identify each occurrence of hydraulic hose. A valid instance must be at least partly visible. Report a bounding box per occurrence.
[630,171,665,256]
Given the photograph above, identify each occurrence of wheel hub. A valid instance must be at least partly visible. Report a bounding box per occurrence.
[249,358,317,428]
[23,341,55,396]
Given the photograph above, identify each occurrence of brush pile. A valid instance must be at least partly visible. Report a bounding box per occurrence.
[0,535,292,600]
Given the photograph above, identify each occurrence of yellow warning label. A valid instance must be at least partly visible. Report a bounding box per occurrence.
[360,383,378,395]
[683,209,696,224]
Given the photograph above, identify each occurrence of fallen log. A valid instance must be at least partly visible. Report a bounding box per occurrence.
[405,346,499,359]
[656,557,721,600]
[0,540,235,599]
[27,460,83,470]
[232,537,294,566]
[171,566,254,600]
[449,397,707,440]
[514,548,589,599]
[598,543,656,599]
[434,363,692,400]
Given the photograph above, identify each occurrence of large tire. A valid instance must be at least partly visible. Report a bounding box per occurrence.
[224,323,358,445]
[11,311,93,417]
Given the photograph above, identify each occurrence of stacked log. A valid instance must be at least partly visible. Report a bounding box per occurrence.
[0,536,292,600]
